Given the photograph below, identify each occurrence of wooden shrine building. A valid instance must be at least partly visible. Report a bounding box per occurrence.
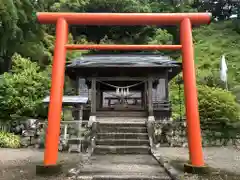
[65,54,182,121]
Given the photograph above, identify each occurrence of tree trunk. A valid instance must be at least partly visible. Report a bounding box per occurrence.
[0,55,12,74]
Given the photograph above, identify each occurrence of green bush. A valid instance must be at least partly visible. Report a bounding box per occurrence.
[198,85,240,122]
[169,80,185,120]
[0,131,21,148]
[170,83,240,122]
[0,53,51,120]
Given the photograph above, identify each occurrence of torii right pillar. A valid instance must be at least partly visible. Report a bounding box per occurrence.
[180,18,209,174]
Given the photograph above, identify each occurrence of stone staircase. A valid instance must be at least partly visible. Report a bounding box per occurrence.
[72,117,172,180]
[93,117,151,155]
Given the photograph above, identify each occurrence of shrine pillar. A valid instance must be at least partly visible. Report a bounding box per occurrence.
[147,77,154,121]
[89,77,97,125]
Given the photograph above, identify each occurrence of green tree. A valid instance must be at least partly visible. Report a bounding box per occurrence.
[49,0,156,44]
[192,0,239,21]
[0,0,46,73]
[0,54,50,120]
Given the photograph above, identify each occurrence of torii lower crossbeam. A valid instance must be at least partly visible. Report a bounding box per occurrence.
[36,12,212,173]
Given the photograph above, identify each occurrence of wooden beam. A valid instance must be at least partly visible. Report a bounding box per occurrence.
[165,71,169,100]
[87,77,147,81]
[148,77,153,116]
[141,90,144,108]
[86,76,164,81]
[76,76,80,95]
[100,91,103,109]
[144,82,147,109]
[91,78,96,115]
[96,83,101,109]
[74,77,82,121]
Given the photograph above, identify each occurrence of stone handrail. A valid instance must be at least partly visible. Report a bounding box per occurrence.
[42,120,90,152]
[87,121,98,155]
[146,117,157,150]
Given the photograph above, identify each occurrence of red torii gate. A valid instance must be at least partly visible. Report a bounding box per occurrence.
[36,12,211,173]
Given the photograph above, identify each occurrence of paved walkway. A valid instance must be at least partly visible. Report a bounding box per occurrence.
[72,154,171,179]
[153,147,240,175]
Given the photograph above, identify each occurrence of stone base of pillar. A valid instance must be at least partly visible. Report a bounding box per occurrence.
[184,163,210,174]
[36,164,62,176]
[88,115,96,127]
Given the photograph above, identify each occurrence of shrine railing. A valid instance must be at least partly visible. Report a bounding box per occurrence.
[153,100,171,111]
[42,120,94,153]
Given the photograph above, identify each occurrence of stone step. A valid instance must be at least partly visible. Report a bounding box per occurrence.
[96,139,149,146]
[93,145,151,154]
[97,133,149,140]
[96,111,148,117]
[98,126,147,133]
[69,155,171,179]
[76,174,171,180]
[97,122,146,128]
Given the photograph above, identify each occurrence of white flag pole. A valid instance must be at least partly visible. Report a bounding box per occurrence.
[225,75,228,91]
[220,55,228,90]
[225,77,228,91]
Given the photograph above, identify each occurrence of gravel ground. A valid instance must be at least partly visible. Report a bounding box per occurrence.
[153,147,240,180]
[0,148,89,180]
[1,147,240,180]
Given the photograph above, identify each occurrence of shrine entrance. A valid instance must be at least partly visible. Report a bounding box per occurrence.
[36,12,212,172]
[99,80,145,110]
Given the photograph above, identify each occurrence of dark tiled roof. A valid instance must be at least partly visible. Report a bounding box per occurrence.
[67,54,181,68]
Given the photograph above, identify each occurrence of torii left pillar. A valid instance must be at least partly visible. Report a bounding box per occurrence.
[36,18,68,175]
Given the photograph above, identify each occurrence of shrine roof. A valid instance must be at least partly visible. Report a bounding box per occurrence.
[66,54,181,68]
[42,96,88,104]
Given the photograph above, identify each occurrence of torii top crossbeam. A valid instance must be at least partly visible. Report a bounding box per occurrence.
[37,12,211,25]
